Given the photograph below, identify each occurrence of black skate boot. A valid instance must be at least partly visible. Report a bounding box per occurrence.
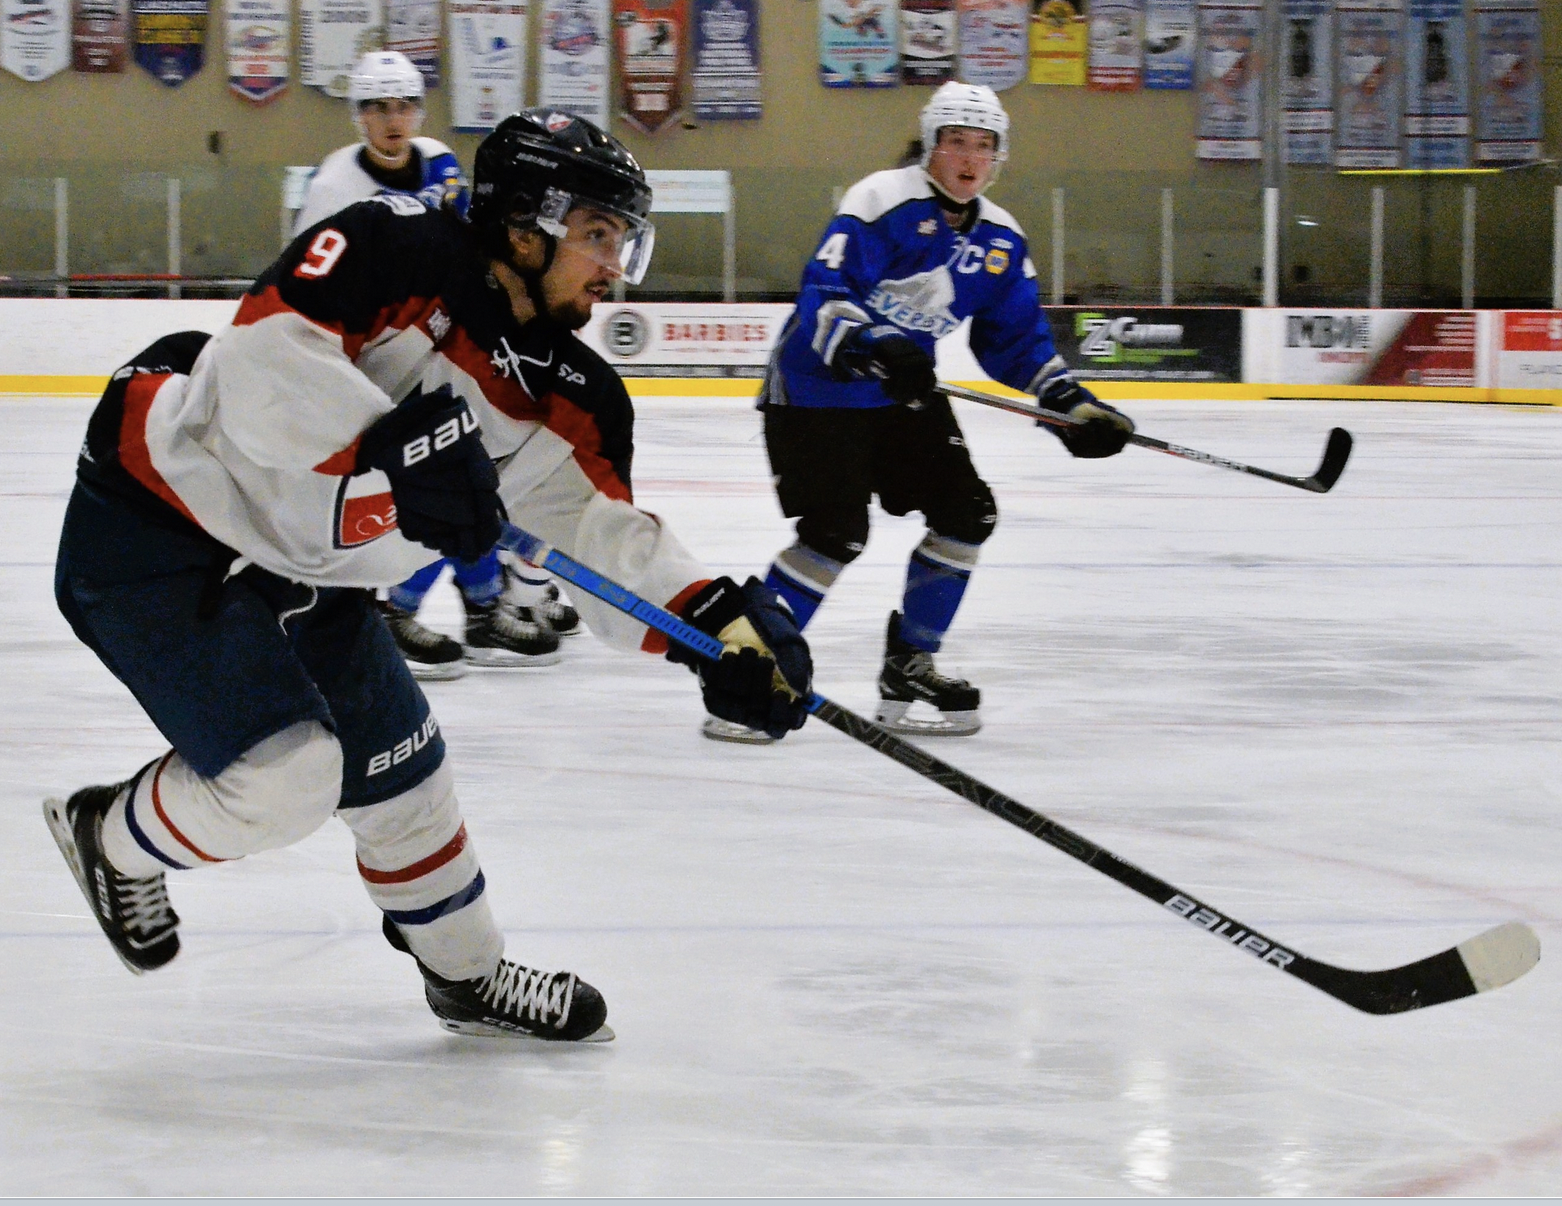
[378,598,466,681]
[462,595,562,667]
[875,611,982,736]
[502,566,582,637]
[43,782,180,974]
[383,917,611,1042]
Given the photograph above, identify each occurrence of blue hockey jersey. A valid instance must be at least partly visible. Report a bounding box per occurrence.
[766,166,1069,410]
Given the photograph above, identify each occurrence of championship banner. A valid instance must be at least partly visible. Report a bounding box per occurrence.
[1029,0,1085,86]
[1196,0,1262,160]
[1143,0,1193,89]
[692,0,760,119]
[132,0,206,85]
[448,0,526,132]
[1473,0,1540,164]
[538,0,610,126]
[1050,307,1243,383]
[820,0,897,88]
[955,0,1026,91]
[4,0,69,78]
[72,0,127,71]
[298,0,382,97]
[616,0,687,131]
[901,0,954,85]
[386,0,440,86]
[1405,0,1469,168]
[226,0,287,102]
[1335,0,1404,169]
[1275,310,1475,387]
[1088,0,1141,91]
[1281,0,1332,165]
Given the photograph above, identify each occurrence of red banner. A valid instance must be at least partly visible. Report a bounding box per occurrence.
[73,0,128,70]
[615,0,686,133]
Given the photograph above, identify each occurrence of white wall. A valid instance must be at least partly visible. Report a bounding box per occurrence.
[0,299,239,376]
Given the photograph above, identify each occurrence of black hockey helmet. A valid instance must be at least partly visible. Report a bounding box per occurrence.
[470,109,655,283]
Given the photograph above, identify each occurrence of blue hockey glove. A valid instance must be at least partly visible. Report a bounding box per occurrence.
[1040,379,1135,459]
[356,385,505,562]
[668,576,813,739]
[836,326,938,406]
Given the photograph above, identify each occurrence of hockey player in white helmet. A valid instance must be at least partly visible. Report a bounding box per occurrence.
[702,81,1135,743]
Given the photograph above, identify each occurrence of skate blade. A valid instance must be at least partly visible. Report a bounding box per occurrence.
[437,1018,615,1043]
[42,797,150,978]
[406,659,467,681]
[464,647,563,669]
[701,717,776,745]
[873,702,982,737]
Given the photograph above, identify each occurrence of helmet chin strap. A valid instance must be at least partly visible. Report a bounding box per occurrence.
[924,172,979,229]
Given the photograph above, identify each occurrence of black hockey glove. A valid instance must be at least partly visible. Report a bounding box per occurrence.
[1039,379,1136,459]
[837,326,938,407]
[355,385,505,562]
[668,576,813,739]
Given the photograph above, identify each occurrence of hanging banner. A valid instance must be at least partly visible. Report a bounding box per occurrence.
[692,0,760,118]
[72,0,127,70]
[1030,0,1085,85]
[1196,0,1262,159]
[448,0,526,131]
[1404,0,1468,167]
[956,0,1027,91]
[386,0,439,86]
[4,0,69,78]
[1088,0,1142,90]
[1143,0,1193,88]
[1335,0,1403,168]
[226,0,287,102]
[1473,0,1540,164]
[901,0,954,84]
[132,0,206,85]
[538,0,610,125]
[1281,0,1332,165]
[298,0,382,97]
[820,0,897,87]
[616,0,687,130]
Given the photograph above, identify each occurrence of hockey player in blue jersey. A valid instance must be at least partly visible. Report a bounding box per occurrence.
[703,82,1136,743]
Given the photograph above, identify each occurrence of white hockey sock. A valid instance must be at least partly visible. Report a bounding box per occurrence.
[100,780,171,878]
[504,570,551,607]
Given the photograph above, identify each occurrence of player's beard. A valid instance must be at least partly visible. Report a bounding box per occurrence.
[545,294,595,331]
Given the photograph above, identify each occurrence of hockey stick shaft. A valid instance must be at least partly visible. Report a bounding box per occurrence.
[497,522,1536,1014]
[939,382,1353,494]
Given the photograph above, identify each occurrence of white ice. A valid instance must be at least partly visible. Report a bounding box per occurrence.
[1,393,1558,1196]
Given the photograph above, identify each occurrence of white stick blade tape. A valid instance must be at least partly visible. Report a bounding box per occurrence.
[1457,921,1541,992]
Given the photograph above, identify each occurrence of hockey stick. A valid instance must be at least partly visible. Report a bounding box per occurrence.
[497,522,1538,1014]
[939,381,1354,494]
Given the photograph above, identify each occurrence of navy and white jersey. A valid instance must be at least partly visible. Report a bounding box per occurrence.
[292,137,470,236]
[768,166,1068,410]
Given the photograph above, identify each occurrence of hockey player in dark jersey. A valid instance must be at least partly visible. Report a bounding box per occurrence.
[45,110,811,1041]
[704,82,1134,744]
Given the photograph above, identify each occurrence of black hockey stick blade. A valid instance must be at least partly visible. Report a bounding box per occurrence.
[1308,426,1354,493]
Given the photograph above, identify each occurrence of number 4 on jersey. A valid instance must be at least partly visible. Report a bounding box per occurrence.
[815,232,849,272]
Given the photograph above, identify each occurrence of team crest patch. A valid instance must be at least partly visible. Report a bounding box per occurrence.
[917,218,938,236]
[333,472,397,548]
[985,248,1010,274]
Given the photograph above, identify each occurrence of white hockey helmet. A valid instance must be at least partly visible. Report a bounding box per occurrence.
[919,82,1010,169]
[349,51,425,105]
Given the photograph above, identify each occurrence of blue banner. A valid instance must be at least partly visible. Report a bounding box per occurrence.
[1473,0,1541,163]
[132,0,205,85]
[1281,0,1332,164]
[692,0,759,118]
[820,0,897,87]
[1144,0,1193,88]
[1335,0,1404,169]
[1405,0,1469,168]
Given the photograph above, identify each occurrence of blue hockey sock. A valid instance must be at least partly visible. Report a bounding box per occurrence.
[898,533,981,652]
[386,559,450,612]
[764,542,846,631]
[452,551,504,607]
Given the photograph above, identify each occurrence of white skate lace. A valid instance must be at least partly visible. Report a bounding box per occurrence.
[536,584,572,625]
[479,962,576,1029]
[492,604,545,640]
[115,872,175,937]
[902,652,968,690]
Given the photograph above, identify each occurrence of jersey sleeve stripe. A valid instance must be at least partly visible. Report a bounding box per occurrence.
[118,372,201,526]
[641,578,712,654]
[358,822,469,884]
[542,391,633,503]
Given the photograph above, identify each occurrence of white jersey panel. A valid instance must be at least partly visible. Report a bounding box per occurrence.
[292,137,459,234]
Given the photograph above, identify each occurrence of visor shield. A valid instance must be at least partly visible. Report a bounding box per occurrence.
[523,188,656,285]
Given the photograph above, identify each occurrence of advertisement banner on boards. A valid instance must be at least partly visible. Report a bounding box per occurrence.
[1281,0,1333,165]
[1275,309,1475,386]
[692,0,760,119]
[1497,311,1562,391]
[1143,0,1193,89]
[1335,0,1404,169]
[72,0,126,70]
[226,0,287,102]
[819,0,897,87]
[3,0,69,79]
[1030,0,1085,86]
[132,0,206,85]
[1047,307,1243,383]
[298,0,382,97]
[1473,0,1540,163]
[1404,0,1469,168]
[616,0,687,130]
[901,0,954,85]
[537,0,610,126]
[1087,0,1142,91]
[956,0,1026,91]
[448,0,526,132]
[580,303,793,377]
[1196,0,1262,159]
[386,0,440,86]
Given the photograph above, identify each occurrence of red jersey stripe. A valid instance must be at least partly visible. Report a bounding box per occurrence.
[357,823,469,885]
[118,373,201,526]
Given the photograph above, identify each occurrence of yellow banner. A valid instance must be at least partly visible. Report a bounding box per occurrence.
[1029,0,1085,85]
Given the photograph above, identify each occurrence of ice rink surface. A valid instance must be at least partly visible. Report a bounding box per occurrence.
[1,392,1558,1196]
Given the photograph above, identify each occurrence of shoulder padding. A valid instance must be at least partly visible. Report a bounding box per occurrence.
[977,196,1026,238]
[411,136,458,159]
[837,167,932,223]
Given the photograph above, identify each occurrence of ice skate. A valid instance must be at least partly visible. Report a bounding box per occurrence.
[874,611,982,736]
[43,783,180,974]
[378,599,467,681]
[462,596,562,667]
[502,565,582,637]
[700,715,777,745]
